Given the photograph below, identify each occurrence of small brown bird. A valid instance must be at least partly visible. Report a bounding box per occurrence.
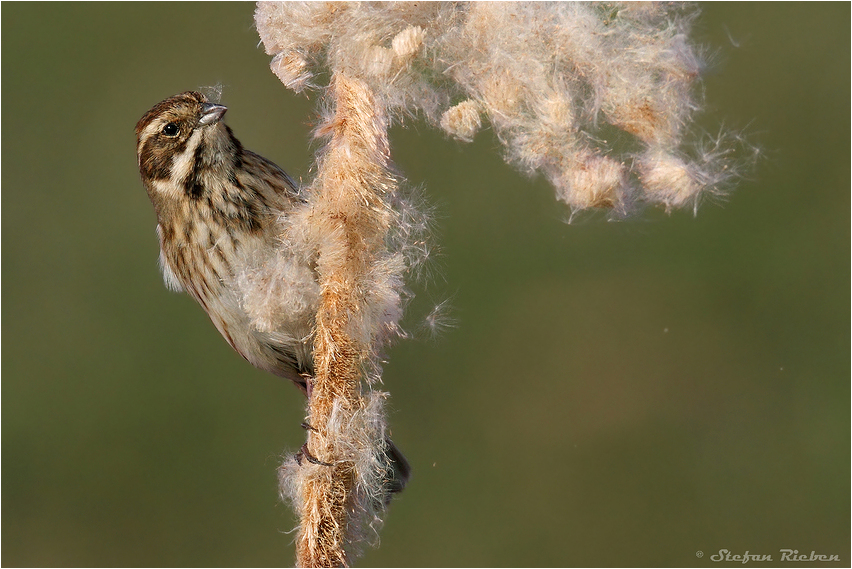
[136,91,408,495]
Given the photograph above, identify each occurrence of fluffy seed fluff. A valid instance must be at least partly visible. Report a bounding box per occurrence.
[256,2,756,218]
[253,2,754,564]
[278,391,394,555]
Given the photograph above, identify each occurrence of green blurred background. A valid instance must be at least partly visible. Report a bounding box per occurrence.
[3,3,848,567]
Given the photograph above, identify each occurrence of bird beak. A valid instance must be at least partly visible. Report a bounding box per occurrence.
[199,102,227,125]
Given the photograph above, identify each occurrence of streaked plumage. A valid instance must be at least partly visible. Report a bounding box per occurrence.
[136,91,408,495]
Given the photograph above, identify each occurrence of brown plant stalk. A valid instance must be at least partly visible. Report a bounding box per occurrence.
[295,72,395,567]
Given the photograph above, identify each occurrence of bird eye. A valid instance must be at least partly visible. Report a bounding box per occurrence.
[162,122,180,137]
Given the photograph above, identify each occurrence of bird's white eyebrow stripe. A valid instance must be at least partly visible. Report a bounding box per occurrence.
[137,120,163,154]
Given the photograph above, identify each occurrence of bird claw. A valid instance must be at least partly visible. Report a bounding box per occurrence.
[296,442,333,467]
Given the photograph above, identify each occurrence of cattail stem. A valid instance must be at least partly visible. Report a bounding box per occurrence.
[296,72,394,567]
